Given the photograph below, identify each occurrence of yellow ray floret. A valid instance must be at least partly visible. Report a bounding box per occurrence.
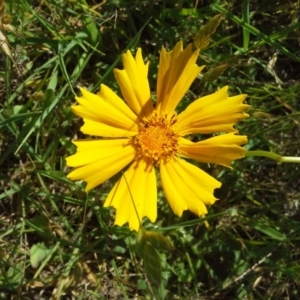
[176,86,250,135]
[66,139,135,191]
[178,133,248,167]
[114,48,153,117]
[160,158,221,217]
[156,41,205,117]
[104,160,157,231]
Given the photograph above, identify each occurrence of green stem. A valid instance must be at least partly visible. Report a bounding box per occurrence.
[246,151,300,163]
[280,157,300,163]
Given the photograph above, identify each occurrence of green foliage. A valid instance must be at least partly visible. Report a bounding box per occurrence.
[201,63,227,82]
[193,14,223,51]
[1,0,300,299]
[136,228,173,297]
[30,243,52,268]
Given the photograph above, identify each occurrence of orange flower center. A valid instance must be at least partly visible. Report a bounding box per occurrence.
[132,113,179,163]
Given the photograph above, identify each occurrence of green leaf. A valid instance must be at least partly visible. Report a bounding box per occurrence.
[254,224,286,241]
[0,262,24,288]
[136,228,173,256]
[144,230,173,252]
[84,16,101,46]
[137,279,148,290]
[242,0,250,50]
[29,215,52,236]
[143,243,162,288]
[0,112,40,129]
[30,243,52,268]
[136,228,147,257]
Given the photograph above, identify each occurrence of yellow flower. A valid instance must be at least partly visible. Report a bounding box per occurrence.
[66,41,249,231]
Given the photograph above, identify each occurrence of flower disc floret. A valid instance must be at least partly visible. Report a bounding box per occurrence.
[132,113,179,163]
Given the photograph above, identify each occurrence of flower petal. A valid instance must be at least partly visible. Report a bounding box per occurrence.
[176,86,250,135]
[114,48,153,117]
[72,87,138,137]
[179,133,247,167]
[79,118,137,137]
[156,41,204,117]
[160,159,221,217]
[104,160,157,231]
[97,84,138,121]
[66,139,135,191]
